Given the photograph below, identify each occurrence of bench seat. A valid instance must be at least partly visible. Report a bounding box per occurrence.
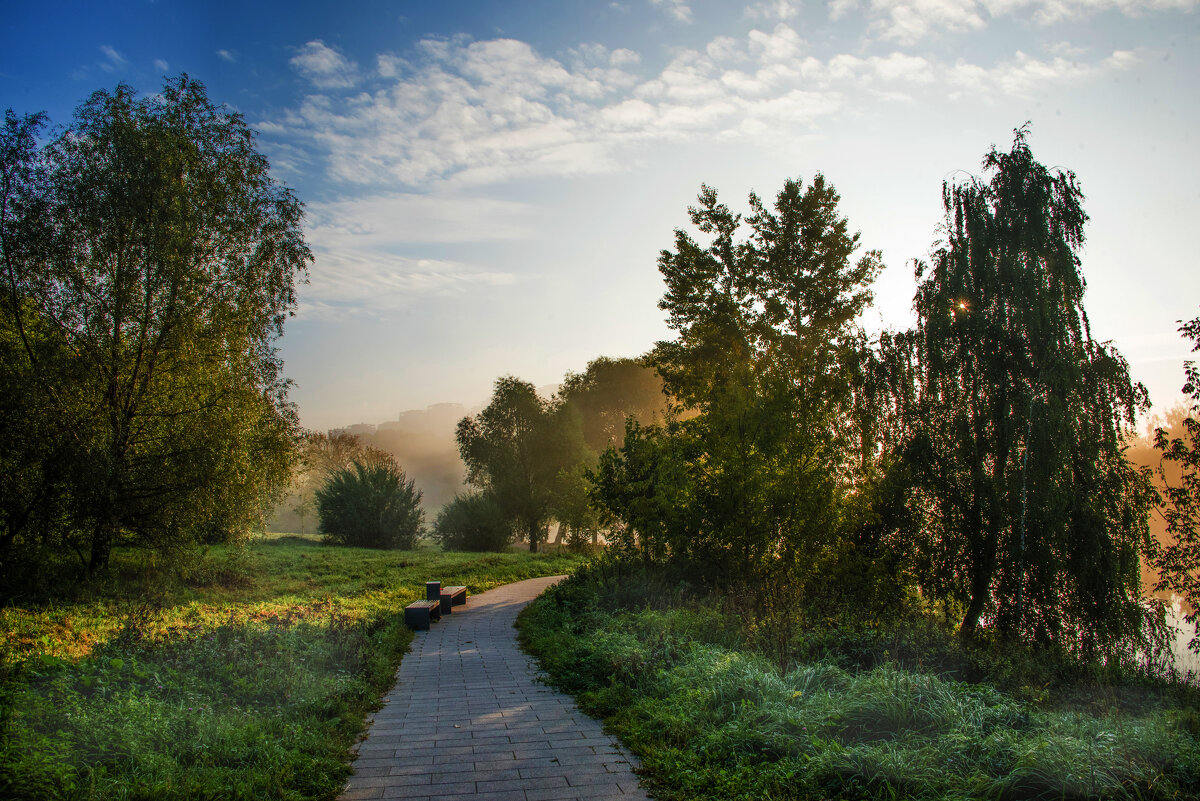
[439,585,467,614]
[404,599,442,630]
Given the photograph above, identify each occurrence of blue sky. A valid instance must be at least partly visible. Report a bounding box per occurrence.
[3,0,1198,430]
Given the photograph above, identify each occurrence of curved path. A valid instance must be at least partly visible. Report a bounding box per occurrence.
[339,576,651,801]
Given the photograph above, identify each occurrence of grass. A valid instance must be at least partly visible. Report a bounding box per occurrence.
[517,559,1200,801]
[0,535,586,800]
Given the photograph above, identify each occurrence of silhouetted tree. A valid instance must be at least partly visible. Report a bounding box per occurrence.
[901,126,1157,658]
[559,356,667,452]
[278,431,395,533]
[595,175,882,577]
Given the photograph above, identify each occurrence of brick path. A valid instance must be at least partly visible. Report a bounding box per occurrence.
[339,575,651,801]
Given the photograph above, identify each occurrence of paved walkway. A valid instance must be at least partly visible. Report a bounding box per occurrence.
[340,576,651,801]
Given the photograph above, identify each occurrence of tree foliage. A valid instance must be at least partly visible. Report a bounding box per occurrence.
[896,127,1158,657]
[0,76,309,583]
[1153,312,1200,651]
[558,356,667,453]
[275,431,396,534]
[455,376,585,552]
[594,175,882,578]
[316,461,424,550]
[433,491,511,552]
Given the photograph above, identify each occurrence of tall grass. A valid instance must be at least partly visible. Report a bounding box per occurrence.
[0,536,585,800]
[518,560,1200,800]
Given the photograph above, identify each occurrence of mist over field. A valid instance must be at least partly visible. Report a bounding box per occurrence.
[269,404,466,533]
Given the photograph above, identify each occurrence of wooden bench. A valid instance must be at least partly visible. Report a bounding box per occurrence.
[439,585,467,614]
[404,600,442,630]
[426,581,469,614]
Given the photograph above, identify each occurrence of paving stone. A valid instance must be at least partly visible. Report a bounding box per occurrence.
[338,576,650,800]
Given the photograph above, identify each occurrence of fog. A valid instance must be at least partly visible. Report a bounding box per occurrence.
[1124,404,1199,675]
[355,403,469,512]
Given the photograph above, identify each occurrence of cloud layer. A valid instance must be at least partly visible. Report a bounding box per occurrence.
[271,2,1181,316]
[275,22,1141,189]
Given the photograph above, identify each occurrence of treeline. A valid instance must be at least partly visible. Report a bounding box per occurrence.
[532,127,1195,664]
[261,357,668,553]
[442,357,667,551]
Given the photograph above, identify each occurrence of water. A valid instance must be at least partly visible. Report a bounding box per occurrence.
[1166,596,1200,679]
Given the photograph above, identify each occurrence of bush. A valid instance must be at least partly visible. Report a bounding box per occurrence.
[316,461,423,549]
[433,492,512,552]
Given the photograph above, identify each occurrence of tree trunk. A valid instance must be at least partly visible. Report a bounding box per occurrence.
[88,523,114,576]
[528,520,539,553]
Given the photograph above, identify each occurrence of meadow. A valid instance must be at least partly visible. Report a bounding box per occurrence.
[0,536,585,801]
[518,557,1200,801]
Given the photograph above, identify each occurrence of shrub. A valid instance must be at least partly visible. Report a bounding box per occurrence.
[433,492,511,552]
[316,461,423,549]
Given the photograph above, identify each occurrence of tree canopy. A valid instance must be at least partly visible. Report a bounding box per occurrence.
[0,76,310,584]
[558,356,667,453]
[456,376,585,552]
[316,461,424,550]
[895,127,1157,658]
[594,175,882,577]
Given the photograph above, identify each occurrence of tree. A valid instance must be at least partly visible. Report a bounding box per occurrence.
[456,377,584,552]
[558,356,668,453]
[274,431,396,534]
[433,492,511,552]
[0,76,310,579]
[901,126,1157,657]
[594,175,881,576]
[1152,312,1200,651]
[316,461,424,549]
[552,355,668,546]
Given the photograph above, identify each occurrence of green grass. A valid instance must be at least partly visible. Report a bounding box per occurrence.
[518,560,1200,801]
[0,536,586,800]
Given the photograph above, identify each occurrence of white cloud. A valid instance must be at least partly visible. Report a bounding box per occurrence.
[299,252,518,320]
[747,24,805,62]
[869,0,987,45]
[998,0,1197,24]
[297,191,538,317]
[745,0,803,19]
[849,0,1197,43]
[830,0,861,18]
[610,48,642,66]
[872,51,936,82]
[947,47,1139,97]
[306,193,541,245]
[277,36,644,186]
[651,0,695,22]
[270,27,1142,189]
[99,45,126,72]
[377,54,406,78]
[153,58,169,72]
[291,40,360,89]
[217,49,237,63]
[1047,40,1089,57]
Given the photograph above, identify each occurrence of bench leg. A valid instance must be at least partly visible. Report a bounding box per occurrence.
[405,607,431,630]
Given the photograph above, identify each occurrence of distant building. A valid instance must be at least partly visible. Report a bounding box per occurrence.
[393,403,467,434]
[332,423,376,437]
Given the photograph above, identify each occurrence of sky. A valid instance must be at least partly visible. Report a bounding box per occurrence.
[2,0,1198,431]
